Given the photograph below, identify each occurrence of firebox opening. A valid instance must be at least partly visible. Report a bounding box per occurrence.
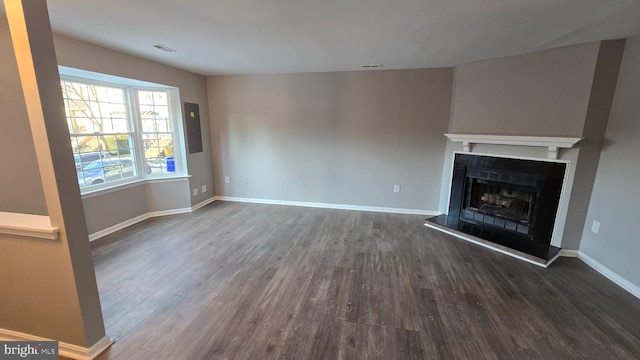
[467,179,534,224]
[459,168,542,236]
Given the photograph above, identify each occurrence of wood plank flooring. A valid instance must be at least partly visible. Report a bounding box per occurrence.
[84,201,640,359]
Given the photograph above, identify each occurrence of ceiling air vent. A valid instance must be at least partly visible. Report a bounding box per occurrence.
[362,64,383,68]
[153,44,176,53]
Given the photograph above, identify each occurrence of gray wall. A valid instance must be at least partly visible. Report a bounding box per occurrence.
[450,41,600,136]
[0,17,47,215]
[82,186,148,234]
[81,180,192,235]
[208,69,453,211]
[0,19,214,233]
[560,40,625,250]
[580,35,640,288]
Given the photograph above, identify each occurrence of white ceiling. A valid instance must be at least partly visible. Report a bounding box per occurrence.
[4,0,640,75]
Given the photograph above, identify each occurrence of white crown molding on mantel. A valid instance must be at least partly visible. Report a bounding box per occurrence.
[444,134,584,159]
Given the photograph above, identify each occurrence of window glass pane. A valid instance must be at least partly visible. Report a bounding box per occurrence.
[75,135,101,153]
[63,82,87,100]
[139,105,157,119]
[138,91,154,105]
[122,161,137,179]
[95,86,109,101]
[70,117,93,134]
[158,135,173,153]
[63,77,179,189]
[76,157,138,188]
[104,103,127,120]
[108,88,124,103]
[102,135,117,152]
[154,105,170,121]
[155,119,168,133]
[116,134,132,148]
[61,80,129,135]
[137,89,176,176]
[100,135,129,156]
[84,85,99,101]
[141,119,156,132]
[158,132,172,140]
[111,119,129,133]
[146,145,174,174]
[153,91,168,106]
[146,156,165,175]
[145,147,161,157]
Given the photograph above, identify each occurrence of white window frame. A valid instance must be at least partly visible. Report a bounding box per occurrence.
[59,71,188,195]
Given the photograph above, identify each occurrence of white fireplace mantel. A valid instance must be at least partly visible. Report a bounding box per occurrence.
[444,134,584,159]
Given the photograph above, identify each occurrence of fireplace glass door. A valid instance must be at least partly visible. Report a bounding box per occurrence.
[468,179,534,223]
[462,177,538,235]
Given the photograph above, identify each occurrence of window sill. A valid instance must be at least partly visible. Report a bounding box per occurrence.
[81,175,192,199]
[0,212,59,240]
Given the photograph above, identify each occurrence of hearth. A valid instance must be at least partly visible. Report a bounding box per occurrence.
[427,153,566,260]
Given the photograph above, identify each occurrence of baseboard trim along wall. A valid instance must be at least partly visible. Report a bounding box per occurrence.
[559,250,640,300]
[191,196,217,212]
[0,328,114,360]
[214,196,440,216]
[88,197,216,241]
[558,249,579,257]
[89,196,435,241]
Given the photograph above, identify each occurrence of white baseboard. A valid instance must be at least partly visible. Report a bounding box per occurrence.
[559,249,579,257]
[0,328,113,360]
[147,207,192,217]
[88,213,151,241]
[576,251,640,300]
[191,197,217,211]
[90,195,430,242]
[536,249,639,299]
[214,196,439,216]
[89,194,431,241]
[88,197,216,241]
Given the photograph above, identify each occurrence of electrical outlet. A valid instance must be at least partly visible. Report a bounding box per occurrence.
[244,177,248,184]
[201,185,207,193]
[224,176,230,184]
[591,220,600,234]
[393,185,401,193]
[193,188,199,196]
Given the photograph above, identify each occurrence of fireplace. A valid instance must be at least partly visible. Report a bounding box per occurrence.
[461,168,540,237]
[427,153,566,260]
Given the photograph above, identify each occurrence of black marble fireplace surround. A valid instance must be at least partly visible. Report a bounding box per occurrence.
[428,153,566,260]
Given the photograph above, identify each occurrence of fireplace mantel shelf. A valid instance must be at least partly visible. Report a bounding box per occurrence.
[444,134,584,159]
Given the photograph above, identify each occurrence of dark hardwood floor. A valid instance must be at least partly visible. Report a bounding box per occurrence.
[85,201,640,359]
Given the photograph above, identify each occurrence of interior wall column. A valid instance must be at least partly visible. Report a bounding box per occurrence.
[3,0,110,355]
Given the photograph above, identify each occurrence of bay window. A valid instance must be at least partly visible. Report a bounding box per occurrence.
[60,72,184,192]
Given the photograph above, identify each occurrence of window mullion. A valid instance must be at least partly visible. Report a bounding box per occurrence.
[168,89,183,175]
[128,88,145,179]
